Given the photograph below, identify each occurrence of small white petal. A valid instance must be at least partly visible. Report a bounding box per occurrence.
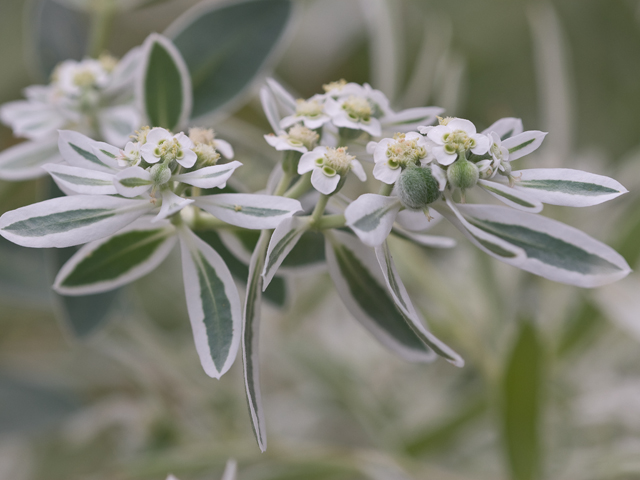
[298,147,327,174]
[311,168,340,194]
[372,161,401,184]
[214,139,234,159]
[447,118,476,135]
[471,134,491,155]
[427,125,450,145]
[350,160,367,181]
[145,127,172,145]
[433,146,456,166]
[176,149,197,168]
[366,141,378,155]
[154,190,193,222]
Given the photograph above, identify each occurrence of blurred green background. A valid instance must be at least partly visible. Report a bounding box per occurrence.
[2,1,640,479]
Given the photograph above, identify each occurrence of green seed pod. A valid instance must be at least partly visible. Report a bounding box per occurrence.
[150,164,171,185]
[396,166,441,209]
[447,158,479,190]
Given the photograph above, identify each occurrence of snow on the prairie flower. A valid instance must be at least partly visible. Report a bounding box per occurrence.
[298,146,366,194]
[0,49,143,180]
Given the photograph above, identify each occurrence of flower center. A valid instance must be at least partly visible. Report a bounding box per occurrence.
[323,79,348,93]
[287,124,319,150]
[72,69,98,89]
[296,99,323,117]
[189,127,215,145]
[193,143,220,166]
[317,147,354,176]
[443,130,476,154]
[154,138,184,161]
[386,133,427,169]
[342,96,372,122]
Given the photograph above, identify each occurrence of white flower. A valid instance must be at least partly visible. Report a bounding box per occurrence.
[264,124,319,153]
[140,128,197,168]
[424,117,491,166]
[54,58,110,96]
[280,95,331,130]
[369,132,431,184]
[116,141,141,167]
[298,146,366,194]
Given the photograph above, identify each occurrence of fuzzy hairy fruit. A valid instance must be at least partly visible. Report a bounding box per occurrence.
[397,166,440,209]
[447,159,479,190]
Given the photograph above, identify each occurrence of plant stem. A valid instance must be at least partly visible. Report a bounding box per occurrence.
[310,194,330,228]
[316,214,345,230]
[284,172,311,198]
[273,170,294,197]
[88,0,117,58]
[378,182,394,196]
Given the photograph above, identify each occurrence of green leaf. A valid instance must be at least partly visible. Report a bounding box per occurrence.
[54,222,176,295]
[139,34,192,130]
[281,230,325,269]
[501,321,544,480]
[166,0,293,121]
[325,231,435,363]
[27,0,89,79]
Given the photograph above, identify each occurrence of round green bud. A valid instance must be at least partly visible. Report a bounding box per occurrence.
[396,166,441,210]
[150,164,171,185]
[447,158,479,190]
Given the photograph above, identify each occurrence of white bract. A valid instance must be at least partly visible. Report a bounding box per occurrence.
[423,117,491,166]
[298,146,366,194]
[0,49,142,180]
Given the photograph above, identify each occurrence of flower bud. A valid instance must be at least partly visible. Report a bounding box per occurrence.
[150,164,171,185]
[396,166,440,209]
[447,158,479,190]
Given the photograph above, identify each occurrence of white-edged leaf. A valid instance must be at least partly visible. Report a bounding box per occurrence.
[502,131,547,160]
[58,130,119,173]
[114,166,152,197]
[97,105,141,147]
[266,77,296,114]
[435,198,526,261]
[478,179,543,212]
[195,193,302,229]
[138,33,192,131]
[43,163,117,195]
[262,216,308,290]
[243,230,270,452]
[178,225,242,379]
[0,195,153,248]
[380,106,444,132]
[104,46,142,95]
[53,219,176,295]
[155,190,193,222]
[391,227,456,249]
[395,208,442,232]
[344,193,402,247]
[325,230,437,363]
[260,86,284,134]
[173,161,242,189]
[375,241,464,366]
[505,169,628,207]
[482,117,523,139]
[0,139,61,180]
[221,459,238,480]
[455,203,631,287]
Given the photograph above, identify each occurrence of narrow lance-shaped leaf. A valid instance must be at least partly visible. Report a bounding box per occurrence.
[54,219,176,295]
[173,161,242,189]
[178,225,241,379]
[58,130,119,173]
[505,168,628,207]
[262,216,308,290]
[195,193,302,229]
[0,139,61,181]
[481,117,523,140]
[43,163,117,196]
[502,131,547,160]
[138,33,192,131]
[501,321,544,480]
[0,195,154,248]
[375,241,464,366]
[344,193,402,247]
[221,459,238,480]
[114,166,153,197]
[325,230,437,363]
[380,106,444,132]
[478,179,543,213]
[243,230,271,452]
[452,203,631,288]
[166,0,293,122]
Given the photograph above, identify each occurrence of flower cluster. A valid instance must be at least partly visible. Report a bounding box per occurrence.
[0,126,302,380]
[0,51,142,180]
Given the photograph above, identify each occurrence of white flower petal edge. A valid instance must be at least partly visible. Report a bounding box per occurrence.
[155,190,194,222]
[195,194,303,230]
[344,194,402,247]
[53,218,177,295]
[505,168,628,207]
[178,225,242,380]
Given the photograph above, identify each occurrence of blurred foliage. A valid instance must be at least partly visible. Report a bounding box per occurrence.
[2,1,640,480]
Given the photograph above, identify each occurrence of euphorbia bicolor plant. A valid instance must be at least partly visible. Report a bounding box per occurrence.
[0,32,631,452]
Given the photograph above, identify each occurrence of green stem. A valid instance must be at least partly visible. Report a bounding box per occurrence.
[88,1,117,58]
[378,182,394,196]
[190,213,242,231]
[273,170,294,197]
[315,214,345,230]
[284,172,312,198]
[310,194,330,228]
